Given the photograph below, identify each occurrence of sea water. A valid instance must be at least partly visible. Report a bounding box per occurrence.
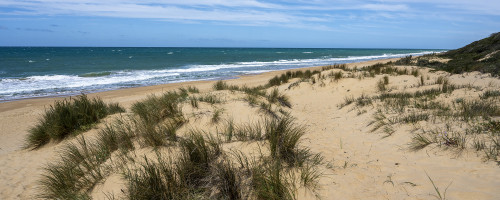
[0,47,445,101]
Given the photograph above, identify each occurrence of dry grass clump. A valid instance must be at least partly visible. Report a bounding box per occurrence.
[342,70,500,162]
[26,94,125,149]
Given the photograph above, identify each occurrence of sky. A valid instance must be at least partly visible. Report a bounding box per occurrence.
[0,0,499,48]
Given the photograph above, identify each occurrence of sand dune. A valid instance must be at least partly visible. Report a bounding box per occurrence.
[1,58,499,199]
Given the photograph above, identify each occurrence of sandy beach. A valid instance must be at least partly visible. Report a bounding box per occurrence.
[1,57,499,199]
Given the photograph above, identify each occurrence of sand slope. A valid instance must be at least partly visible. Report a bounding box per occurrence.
[1,58,499,199]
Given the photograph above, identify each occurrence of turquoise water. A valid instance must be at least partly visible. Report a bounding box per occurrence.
[0,47,444,101]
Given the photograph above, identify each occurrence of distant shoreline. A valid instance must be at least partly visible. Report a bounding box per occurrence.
[0,57,399,112]
[0,48,444,102]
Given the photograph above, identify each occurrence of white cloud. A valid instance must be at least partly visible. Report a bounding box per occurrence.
[0,1,314,24]
[380,0,500,15]
[360,4,408,11]
[0,0,498,31]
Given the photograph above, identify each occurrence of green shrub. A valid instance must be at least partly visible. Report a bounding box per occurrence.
[432,32,500,76]
[395,55,413,65]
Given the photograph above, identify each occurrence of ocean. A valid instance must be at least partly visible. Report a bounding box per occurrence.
[0,47,444,101]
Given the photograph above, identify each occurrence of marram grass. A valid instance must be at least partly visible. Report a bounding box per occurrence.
[26,94,124,149]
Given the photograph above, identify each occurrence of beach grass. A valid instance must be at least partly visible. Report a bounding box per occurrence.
[251,160,295,200]
[31,80,328,200]
[197,94,223,105]
[131,91,185,124]
[26,94,124,149]
[267,88,292,108]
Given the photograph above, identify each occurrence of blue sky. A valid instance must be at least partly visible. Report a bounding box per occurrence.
[0,0,498,48]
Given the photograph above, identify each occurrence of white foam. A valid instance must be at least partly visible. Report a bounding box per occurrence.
[0,71,179,94]
[235,70,273,74]
[1,50,443,100]
[155,51,443,74]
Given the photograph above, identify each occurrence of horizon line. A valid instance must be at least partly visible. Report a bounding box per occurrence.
[0,46,449,50]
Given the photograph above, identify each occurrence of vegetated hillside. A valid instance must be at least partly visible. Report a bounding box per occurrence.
[419,32,500,75]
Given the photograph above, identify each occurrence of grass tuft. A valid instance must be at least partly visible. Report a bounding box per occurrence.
[213,80,229,90]
[267,88,292,108]
[377,77,388,92]
[480,90,500,99]
[189,96,199,108]
[410,134,435,151]
[251,160,294,200]
[211,108,224,124]
[425,172,452,200]
[26,94,124,149]
[265,115,306,166]
[131,91,185,124]
[198,94,223,105]
[260,102,278,119]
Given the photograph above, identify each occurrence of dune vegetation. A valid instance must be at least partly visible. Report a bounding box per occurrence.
[26,94,124,149]
[13,33,500,199]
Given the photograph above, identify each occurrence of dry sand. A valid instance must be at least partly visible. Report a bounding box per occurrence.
[1,58,499,199]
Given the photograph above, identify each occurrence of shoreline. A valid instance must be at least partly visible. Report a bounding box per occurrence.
[0,57,398,113]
